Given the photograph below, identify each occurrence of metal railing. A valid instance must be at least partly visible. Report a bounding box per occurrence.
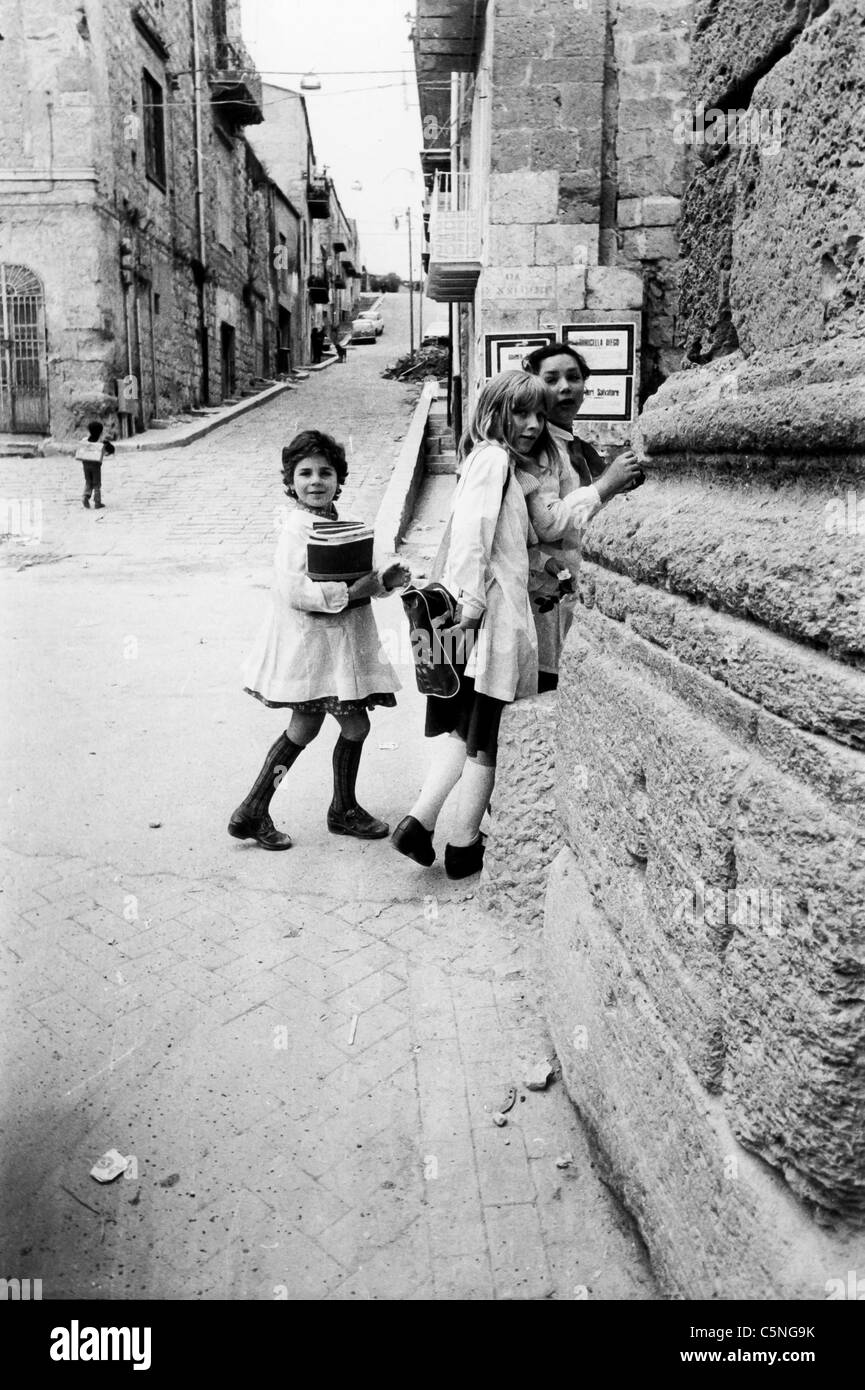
[213,35,256,76]
[428,171,481,262]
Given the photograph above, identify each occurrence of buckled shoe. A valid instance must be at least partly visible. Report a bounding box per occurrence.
[327,805,389,839]
[228,810,293,850]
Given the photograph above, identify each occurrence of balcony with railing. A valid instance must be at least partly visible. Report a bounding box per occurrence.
[209,35,264,126]
[306,170,331,219]
[307,269,330,303]
[426,171,481,302]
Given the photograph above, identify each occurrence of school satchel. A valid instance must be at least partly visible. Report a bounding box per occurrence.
[400,459,511,700]
[75,441,105,464]
[400,580,462,699]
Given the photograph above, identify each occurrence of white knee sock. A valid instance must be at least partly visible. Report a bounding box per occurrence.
[449,758,496,847]
[409,734,467,831]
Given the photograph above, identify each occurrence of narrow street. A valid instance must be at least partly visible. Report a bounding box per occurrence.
[0,291,656,1301]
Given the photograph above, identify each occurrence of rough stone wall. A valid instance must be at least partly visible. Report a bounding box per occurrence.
[677,0,854,360]
[527,0,865,1294]
[613,0,691,390]
[0,0,113,432]
[544,846,865,1298]
[480,694,560,931]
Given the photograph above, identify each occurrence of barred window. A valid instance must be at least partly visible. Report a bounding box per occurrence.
[142,70,166,188]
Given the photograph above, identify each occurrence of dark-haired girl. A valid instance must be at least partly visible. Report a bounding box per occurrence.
[523,342,643,690]
[229,430,409,849]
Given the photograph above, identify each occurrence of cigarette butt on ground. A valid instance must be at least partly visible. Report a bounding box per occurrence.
[348,1014,359,1046]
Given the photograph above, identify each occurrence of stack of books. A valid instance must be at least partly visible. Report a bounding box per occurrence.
[307,520,374,583]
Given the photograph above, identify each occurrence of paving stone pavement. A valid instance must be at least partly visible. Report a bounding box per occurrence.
[0,293,658,1300]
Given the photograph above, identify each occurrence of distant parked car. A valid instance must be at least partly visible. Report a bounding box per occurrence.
[422,320,449,346]
[357,309,384,336]
[351,317,377,344]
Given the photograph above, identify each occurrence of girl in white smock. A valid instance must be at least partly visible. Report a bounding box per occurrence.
[229,430,409,850]
[392,371,547,880]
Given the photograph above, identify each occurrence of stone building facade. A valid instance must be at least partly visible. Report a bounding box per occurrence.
[248,85,364,362]
[0,1,362,440]
[416,0,689,443]
[0,0,267,436]
[417,0,865,1297]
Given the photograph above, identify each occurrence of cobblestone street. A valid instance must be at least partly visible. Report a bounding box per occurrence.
[0,293,656,1301]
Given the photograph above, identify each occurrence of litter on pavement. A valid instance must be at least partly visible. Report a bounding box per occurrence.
[498,1086,518,1114]
[525,1059,555,1091]
[89,1149,131,1183]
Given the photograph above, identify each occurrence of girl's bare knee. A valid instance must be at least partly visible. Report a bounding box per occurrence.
[469,751,496,769]
[335,710,370,742]
[288,711,324,745]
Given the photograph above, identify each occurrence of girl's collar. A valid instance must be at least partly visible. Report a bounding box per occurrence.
[288,496,338,520]
[547,421,576,442]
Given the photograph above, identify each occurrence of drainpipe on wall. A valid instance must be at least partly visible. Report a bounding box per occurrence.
[450,70,462,437]
[189,0,209,404]
[148,285,158,419]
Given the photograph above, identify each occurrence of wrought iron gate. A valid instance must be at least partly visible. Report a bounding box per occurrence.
[0,264,49,434]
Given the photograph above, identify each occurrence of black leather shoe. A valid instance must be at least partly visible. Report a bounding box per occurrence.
[444,836,485,879]
[327,805,389,839]
[228,810,292,850]
[391,815,435,866]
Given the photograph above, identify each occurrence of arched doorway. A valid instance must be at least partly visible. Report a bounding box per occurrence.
[0,265,49,434]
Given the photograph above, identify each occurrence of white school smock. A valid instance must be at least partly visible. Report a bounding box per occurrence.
[525,425,604,675]
[242,506,401,704]
[442,442,538,703]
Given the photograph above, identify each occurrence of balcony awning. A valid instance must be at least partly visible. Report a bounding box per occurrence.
[421,147,451,178]
[332,238,347,252]
[412,0,488,76]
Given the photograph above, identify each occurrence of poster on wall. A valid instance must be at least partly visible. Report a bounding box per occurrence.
[484,331,555,379]
[561,322,635,375]
[561,319,637,423]
[574,374,633,422]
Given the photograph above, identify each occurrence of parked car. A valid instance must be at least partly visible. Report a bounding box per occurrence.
[351,317,377,344]
[422,320,449,346]
[357,309,384,336]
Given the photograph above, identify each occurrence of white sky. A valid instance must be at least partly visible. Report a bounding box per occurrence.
[240,0,425,276]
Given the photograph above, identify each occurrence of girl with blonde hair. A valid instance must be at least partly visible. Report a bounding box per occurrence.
[392,371,545,879]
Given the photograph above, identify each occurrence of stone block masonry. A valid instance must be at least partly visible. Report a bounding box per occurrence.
[543,847,865,1299]
[463,0,693,403]
[480,694,560,934]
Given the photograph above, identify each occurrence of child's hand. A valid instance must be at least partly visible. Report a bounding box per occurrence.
[381,561,411,591]
[596,450,645,503]
[348,571,381,600]
[451,604,482,632]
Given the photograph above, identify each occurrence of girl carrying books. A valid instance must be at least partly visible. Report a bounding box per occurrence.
[230,429,410,849]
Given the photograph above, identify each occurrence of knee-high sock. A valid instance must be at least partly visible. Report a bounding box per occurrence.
[331,733,366,813]
[449,758,496,847]
[239,732,303,818]
[409,734,468,832]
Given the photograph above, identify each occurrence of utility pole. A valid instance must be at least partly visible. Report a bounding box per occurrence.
[406,205,414,356]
